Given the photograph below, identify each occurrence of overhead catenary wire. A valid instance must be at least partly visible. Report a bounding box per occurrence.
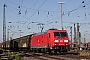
[63,0,90,16]
[25,0,38,15]
[5,0,90,30]
[36,0,90,26]
[23,0,47,24]
[5,0,90,25]
[46,0,90,26]
[5,0,90,13]
[31,0,38,8]
[5,0,48,35]
[5,0,59,12]
[7,6,90,30]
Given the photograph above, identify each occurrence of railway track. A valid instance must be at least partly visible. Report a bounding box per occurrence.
[0,51,90,60]
[20,52,90,60]
[21,53,65,60]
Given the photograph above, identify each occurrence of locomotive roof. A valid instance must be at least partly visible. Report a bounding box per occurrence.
[33,28,58,36]
[33,29,67,36]
[34,31,47,36]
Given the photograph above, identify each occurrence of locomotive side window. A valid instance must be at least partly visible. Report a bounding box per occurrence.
[48,33,50,38]
[54,32,66,37]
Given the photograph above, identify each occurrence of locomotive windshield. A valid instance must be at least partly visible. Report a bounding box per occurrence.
[54,32,67,37]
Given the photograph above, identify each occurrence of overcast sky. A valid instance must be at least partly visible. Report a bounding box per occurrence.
[0,0,90,42]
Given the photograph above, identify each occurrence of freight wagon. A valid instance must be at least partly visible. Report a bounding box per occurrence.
[0,43,3,54]
[0,43,3,48]
[71,42,77,50]
[87,42,90,50]
[3,40,18,51]
[0,34,32,51]
[71,42,89,50]
[13,35,31,51]
[80,43,88,50]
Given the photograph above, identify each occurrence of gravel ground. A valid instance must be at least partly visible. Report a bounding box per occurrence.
[79,50,90,56]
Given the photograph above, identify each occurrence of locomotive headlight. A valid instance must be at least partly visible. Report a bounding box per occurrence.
[64,40,68,42]
[54,40,59,42]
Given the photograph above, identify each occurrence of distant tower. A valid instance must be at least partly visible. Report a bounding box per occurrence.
[3,4,7,50]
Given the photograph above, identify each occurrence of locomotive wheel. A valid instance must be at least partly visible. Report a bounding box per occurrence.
[49,50,54,55]
[41,49,44,53]
[36,49,39,53]
[44,48,47,54]
[54,50,58,54]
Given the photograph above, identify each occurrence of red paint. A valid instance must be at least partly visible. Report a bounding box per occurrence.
[30,29,69,49]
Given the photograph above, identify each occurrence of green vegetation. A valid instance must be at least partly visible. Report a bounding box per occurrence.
[14,54,21,60]
[8,52,21,60]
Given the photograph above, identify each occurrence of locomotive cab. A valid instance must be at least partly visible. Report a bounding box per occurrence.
[47,29,70,52]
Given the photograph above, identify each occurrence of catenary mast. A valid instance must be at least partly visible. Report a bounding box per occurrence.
[3,4,7,52]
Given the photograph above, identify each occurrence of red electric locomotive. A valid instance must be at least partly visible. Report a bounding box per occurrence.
[30,29,70,53]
